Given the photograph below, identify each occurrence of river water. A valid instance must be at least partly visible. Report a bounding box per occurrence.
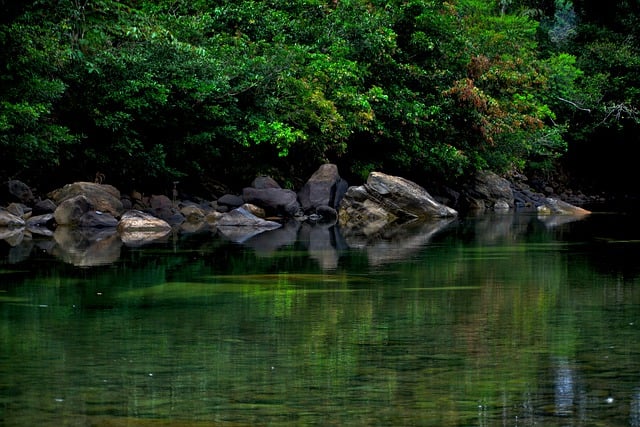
[1,210,639,426]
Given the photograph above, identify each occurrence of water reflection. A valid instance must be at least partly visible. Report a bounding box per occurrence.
[554,357,575,416]
[1,212,640,426]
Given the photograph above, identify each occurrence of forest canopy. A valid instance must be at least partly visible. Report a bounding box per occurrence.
[1,0,639,194]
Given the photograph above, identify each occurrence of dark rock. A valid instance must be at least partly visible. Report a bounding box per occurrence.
[242,187,301,217]
[251,176,281,189]
[7,180,34,204]
[26,213,54,226]
[217,194,244,209]
[77,210,119,228]
[298,163,348,214]
[32,199,57,215]
[461,171,514,211]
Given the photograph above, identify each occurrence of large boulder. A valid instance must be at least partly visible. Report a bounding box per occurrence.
[48,182,124,217]
[54,195,93,226]
[6,180,34,204]
[338,172,457,233]
[242,187,301,217]
[297,163,348,216]
[461,171,514,211]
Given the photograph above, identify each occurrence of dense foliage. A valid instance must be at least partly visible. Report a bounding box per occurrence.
[1,0,638,194]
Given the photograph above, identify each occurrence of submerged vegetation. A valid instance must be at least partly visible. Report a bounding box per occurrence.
[1,0,639,194]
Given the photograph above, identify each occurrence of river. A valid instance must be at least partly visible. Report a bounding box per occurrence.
[1,210,639,426]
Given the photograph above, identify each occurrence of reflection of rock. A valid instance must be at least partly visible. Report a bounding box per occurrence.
[299,222,347,270]
[342,219,455,266]
[0,210,25,228]
[119,230,171,247]
[7,235,34,264]
[241,220,300,255]
[52,226,122,266]
[179,220,212,234]
[0,227,25,245]
[470,211,521,244]
[339,172,457,233]
[537,213,589,228]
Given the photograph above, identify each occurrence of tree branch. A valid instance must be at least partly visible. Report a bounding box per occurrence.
[557,96,591,112]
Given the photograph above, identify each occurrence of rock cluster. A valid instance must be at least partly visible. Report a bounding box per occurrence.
[1,165,592,252]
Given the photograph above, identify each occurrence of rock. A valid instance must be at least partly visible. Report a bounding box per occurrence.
[536,198,591,216]
[217,194,244,209]
[180,205,205,223]
[117,210,172,246]
[77,210,119,228]
[48,182,123,217]
[54,195,92,226]
[147,194,181,223]
[240,203,266,219]
[32,199,57,215]
[216,207,282,229]
[117,210,172,233]
[462,171,514,211]
[0,211,25,229]
[251,176,281,189]
[205,211,225,224]
[0,227,25,246]
[298,163,348,214]
[338,172,457,232]
[26,213,55,229]
[7,180,34,204]
[216,207,282,243]
[6,203,26,218]
[242,187,301,217]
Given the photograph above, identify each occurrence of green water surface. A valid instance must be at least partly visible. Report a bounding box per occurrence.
[1,212,639,426]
